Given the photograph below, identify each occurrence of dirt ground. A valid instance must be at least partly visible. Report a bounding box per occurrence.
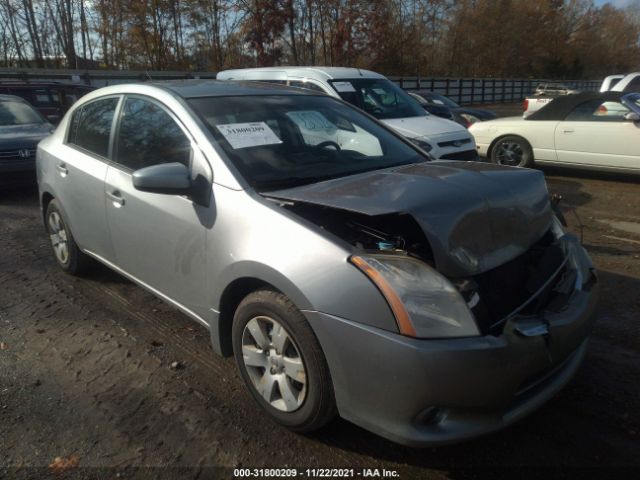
[1,117,640,479]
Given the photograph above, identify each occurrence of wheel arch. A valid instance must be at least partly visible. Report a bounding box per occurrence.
[212,267,315,357]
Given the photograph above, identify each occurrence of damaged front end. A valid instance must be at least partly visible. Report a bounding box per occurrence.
[265,161,596,339]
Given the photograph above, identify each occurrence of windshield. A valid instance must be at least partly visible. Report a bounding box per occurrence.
[427,93,459,109]
[0,100,45,126]
[328,78,426,120]
[189,95,426,191]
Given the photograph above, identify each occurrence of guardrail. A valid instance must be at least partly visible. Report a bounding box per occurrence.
[389,77,601,105]
[0,68,602,106]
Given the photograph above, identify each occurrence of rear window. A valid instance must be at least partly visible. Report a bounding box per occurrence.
[67,97,119,158]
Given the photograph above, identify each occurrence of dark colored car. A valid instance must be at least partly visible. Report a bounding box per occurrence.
[0,94,53,186]
[410,91,498,127]
[0,82,94,124]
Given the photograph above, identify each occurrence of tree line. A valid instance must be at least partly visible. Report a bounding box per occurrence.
[1,0,639,79]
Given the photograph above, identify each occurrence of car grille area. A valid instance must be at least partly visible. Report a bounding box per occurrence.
[0,148,37,164]
[439,149,478,161]
[437,138,472,148]
[468,230,569,335]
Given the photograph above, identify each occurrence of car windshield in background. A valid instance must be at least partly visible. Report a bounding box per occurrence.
[189,95,425,191]
[429,93,460,108]
[328,78,426,120]
[0,100,45,126]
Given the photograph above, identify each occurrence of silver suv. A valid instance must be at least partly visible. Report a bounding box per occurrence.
[37,81,598,447]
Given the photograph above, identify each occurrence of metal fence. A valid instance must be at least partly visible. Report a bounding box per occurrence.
[0,68,602,106]
[389,77,601,105]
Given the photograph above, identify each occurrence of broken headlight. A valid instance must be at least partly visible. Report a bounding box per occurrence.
[350,254,480,338]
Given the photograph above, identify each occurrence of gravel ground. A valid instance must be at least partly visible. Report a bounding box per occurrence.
[1,112,639,479]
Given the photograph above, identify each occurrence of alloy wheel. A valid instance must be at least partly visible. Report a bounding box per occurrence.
[241,315,307,412]
[495,141,524,166]
[48,211,69,265]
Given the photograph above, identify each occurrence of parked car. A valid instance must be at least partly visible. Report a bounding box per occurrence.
[0,81,93,124]
[600,74,625,92]
[216,67,478,161]
[0,94,53,186]
[409,91,497,127]
[471,91,640,173]
[407,91,456,121]
[604,72,640,93]
[534,82,579,96]
[38,81,598,447]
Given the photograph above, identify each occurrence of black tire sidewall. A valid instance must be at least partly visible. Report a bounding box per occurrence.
[491,136,534,168]
[232,291,333,431]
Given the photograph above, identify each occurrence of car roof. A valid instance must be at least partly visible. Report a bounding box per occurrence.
[217,66,385,81]
[527,91,623,121]
[150,79,318,98]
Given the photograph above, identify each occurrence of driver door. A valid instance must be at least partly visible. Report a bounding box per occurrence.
[554,98,640,169]
[104,96,212,320]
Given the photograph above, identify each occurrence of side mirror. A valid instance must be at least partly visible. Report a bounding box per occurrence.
[624,112,640,122]
[132,162,191,195]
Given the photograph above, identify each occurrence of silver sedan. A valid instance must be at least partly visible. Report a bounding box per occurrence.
[37,81,598,446]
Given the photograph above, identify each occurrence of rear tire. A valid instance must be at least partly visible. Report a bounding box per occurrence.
[490,135,534,168]
[45,200,91,275]
[232,289,336,432]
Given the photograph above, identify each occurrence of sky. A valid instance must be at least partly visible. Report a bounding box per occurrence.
[594,0,638,7]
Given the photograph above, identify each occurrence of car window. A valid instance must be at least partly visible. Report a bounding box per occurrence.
[115,97,191,171]
[189,95,425,191]
[68,97,119,157]
[288,81,326,93]
[565,99,630,122]
[34,89,52,104]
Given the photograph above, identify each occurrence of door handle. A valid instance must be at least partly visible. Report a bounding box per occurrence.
[106,191,125,207]
[563,129,574,134]
[56,163,68,176]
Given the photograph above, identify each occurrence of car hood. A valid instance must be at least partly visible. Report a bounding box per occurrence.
[382,115,466,138]
[0,123,52,147]
[266,161,553,277]
[454,107,497,119]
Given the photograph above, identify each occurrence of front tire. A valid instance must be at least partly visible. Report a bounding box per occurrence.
[490,135,534,168]
[45,200,90,275]
[232,289,336,432]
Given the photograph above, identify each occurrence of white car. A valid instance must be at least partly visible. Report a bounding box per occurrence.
[217,67,477,161]
[470,92,640,173]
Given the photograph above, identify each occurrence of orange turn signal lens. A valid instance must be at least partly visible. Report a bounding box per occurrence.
[350,255,417,337]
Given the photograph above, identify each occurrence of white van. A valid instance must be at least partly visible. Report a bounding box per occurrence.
[216,67,477,161]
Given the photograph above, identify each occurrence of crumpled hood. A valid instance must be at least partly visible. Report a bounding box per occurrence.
[382,115,466,138]
[267,161,553,277]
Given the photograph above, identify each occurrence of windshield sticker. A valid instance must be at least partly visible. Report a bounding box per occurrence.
[216,122,282,149]
[332,81,356,93]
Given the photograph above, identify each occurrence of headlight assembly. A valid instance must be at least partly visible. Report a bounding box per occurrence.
[351,255,480,338]
[409,137,433,153]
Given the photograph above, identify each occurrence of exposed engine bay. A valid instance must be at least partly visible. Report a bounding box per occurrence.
[276,199,586,336]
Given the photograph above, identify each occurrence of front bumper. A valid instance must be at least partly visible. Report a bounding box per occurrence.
[305,278,598,447]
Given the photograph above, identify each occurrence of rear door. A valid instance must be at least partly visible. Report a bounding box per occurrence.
[104,95,210,319]
[554,98,640,170]
[55,96,120,261]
